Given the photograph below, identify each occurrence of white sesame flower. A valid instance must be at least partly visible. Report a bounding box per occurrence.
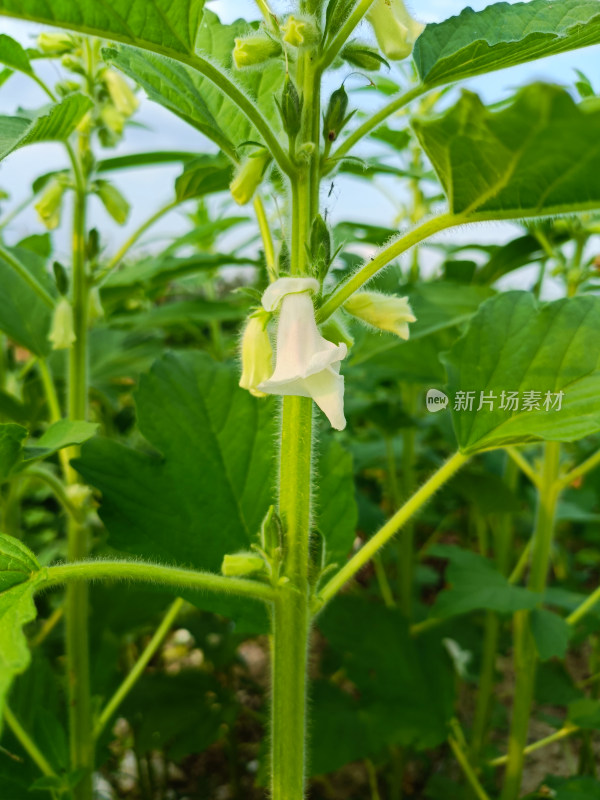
[239,311,273,398]
[344,291,416,339]
[258,277,347,430]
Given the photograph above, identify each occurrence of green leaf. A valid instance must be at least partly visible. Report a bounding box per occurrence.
[443,292,600,454]
[0,246,55,355]
[551,777,600,800]
[0,0,205,59]
[413,83,600,220]
[0,565,45,735]
[74,352,276,626]
[568,698,600,730]
[0,424,27,481]
[413,0,600,88]
[22,419,99,463]
[175,153,234,202]
[0,33,32,74]
[97,150,196,173]
[0,533,39,592]
[427,545,539,619]
[530,608,571,661]
[316,438,357,567]
[0,93,92,163]
[103,12,284,158]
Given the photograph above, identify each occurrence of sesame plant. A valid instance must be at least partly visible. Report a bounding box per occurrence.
[0,1,600,799]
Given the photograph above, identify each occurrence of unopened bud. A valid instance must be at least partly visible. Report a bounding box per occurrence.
[230,149,272,206]
[35,177,67,230]
[95,180,130,225]
[323,85,353,142]
[221,552,265,577]
[277,76,303,141]
[367,0,425,61]
[344,291,416,339]
[103,69,139,116]
[48,297,76,350]
[37,32,75,55]
[310,214,332,281]
[88,287,105,325]
[282,15,317,47]
[66,483,93,509]
[101,104,126,136]
[233,34,281,69]
[260,505,282,555]
[53,260,69,296]
[341,42,387,71]
[239,310,273,397]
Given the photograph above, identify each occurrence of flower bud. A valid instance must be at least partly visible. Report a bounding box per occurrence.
[282,15,317,48]
[37,32,75,55]
[277,76,303,141]
[95,180,130,225]
[35,177,66,230]
[103,69,139,116]
[53,260,69,296]
[367,0,425,61]
[344,291,416,339]
[230,149,272,206]
[221,551,266,577]
[87,287,105,325]
[239,310,273,397]
[48,297,76,350]
[66,483,93,510]
[260,505,282,556]
[100,104,126,136]
[341,42,387,71]
[310,214,332,281]
[233,33,282,69]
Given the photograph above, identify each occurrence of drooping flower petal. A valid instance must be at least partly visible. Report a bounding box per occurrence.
[258,277,347,430]
[367,0,425,61]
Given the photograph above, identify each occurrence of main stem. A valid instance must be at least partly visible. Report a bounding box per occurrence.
[270,47,320,800]
[66,128,94,799]
[500,441,561,800]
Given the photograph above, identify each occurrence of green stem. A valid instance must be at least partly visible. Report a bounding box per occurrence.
[321,0,378,72]
[3,705,57,779]
[317,452,468,609]
[94,199,179,286]
[0,243,55,308]
[490,724,578,768]
[567,585,600,627]
[448,734,491,800]
[398,385,417,617]
[42,560,276,602]
[506,446,540,488]
[500,441,561,800]
[94,597,185,740]
[316,213,462,322]
[330,84,425,165]
[557,448,600,491]
[254,195,277,282]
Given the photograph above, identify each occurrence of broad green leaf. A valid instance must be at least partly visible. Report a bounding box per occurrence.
[413,0,600,88]
[0,424,27,481]
[551,777,600,800]
[97,151,196,173]
[317,438,357,567]
[530,608,570,661]
[0,246,55,355]
[0,93,92,162]
[413,84,600,220]
[443,292,600,454]
[568,698,600,730]
[0,33,32,74]
[74,352,276,626]
[22,419,98,462]
[175,153,234,202]
[318,596,454,751]
[0,0,205,59]
[110,299,249,332]
[103,12,284,158]
[0,536,44,735]
[0,533,39,592]
[427,545,539,619]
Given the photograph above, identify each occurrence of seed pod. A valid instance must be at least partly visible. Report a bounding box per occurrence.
[277,76,303,141]
[323,85,352,142]
[53,260,69,296]
[233,33,282,69]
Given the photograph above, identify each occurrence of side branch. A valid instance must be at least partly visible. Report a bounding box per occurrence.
[42,559,276,603]
[316,451,469,608]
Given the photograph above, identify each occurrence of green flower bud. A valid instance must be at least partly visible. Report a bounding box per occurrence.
[260,505,282,556]
[277,76,303,141]
[53,260,69,296]
[367,0,425,61]
[48,297,76,350]
[103,69,139,116]
[95,180,130,225]
[60,54,85,74]
[100,104,126,136]
[282,15,317,47]
[341,42,387,71]
[323,85,354,142]
[310,214,332,281]
[37,32,75,55]
[87,287,105,325]
[344,291,416,339]
[232,33,282,69]
[35,177,67,230]
[239,310,273,397]
[230,149,272,206]
[221,551,266,577]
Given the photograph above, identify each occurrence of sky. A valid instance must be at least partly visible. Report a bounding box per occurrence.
[0,0,599,291]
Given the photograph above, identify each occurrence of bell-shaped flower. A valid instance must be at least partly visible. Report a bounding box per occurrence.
[233,34,282,69]
[103,69,139,116]
[239,310,273,397]
[258,277,347,431]
[282,16,317,48]
[230,148,272,206]
[344,291,416,339]
[367,0,425,61]
[48,297,76,350]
